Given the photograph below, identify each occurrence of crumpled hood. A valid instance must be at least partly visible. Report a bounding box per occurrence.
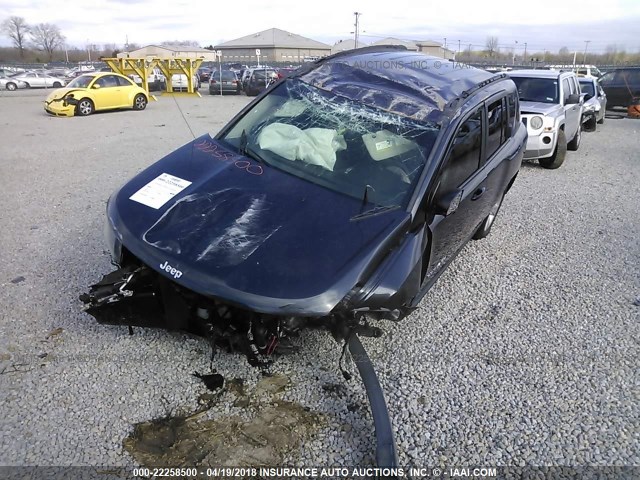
[520,101,563,116]
[45,88,86,103]
[108,135,410,315]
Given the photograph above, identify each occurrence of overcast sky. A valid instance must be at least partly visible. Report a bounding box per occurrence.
[1,0,639,55]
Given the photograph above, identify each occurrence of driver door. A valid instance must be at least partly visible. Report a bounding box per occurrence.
[92,75,126,109]
[423,106,490,281]
[562,77,580,139]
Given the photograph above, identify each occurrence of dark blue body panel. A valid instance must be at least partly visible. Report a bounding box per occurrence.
[108,135,411,315]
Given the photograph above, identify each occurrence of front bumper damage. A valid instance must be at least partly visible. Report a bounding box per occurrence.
[44,97,76,117]
[80,258,400,468]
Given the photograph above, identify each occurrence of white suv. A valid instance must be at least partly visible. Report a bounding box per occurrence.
[508,70,584,169]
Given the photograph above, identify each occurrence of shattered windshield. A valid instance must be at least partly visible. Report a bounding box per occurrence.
[219,79,440,207]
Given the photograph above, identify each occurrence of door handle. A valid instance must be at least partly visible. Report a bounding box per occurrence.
[471,187,486,200]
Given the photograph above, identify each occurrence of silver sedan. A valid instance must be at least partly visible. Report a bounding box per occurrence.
[0,76,29,91]
[9,71,66,88]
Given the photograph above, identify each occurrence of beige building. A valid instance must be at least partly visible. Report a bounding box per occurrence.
[117,44,218,61]
[331,39,369,55]
[215,28,331,64]
[368,37,455,59]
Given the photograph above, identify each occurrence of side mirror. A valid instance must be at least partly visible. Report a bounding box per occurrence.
[566,93,580,104]
[436,189,463,216]
[92,84,101,89]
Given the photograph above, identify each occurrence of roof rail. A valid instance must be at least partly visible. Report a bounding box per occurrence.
[443,73,510,114]
[459,73,509,99]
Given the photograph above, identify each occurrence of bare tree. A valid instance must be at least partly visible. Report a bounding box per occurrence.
[1,16,30,59]
[485,36,498,57]
[30,23,65,61]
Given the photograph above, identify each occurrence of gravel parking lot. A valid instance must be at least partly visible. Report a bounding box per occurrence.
[0,87,638,470]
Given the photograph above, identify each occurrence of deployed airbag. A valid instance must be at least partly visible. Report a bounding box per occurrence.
[257,122,346,171]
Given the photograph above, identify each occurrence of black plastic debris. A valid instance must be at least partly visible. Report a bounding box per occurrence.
[192,371,224,391]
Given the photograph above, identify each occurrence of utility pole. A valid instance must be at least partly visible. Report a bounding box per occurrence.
[512,40,518,65]
[353,12,361,49]
[583,40,591,65]
[524,42,528,63]
[458,39,461,56]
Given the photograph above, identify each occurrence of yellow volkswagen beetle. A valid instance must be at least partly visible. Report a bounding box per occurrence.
[44,72,149,117]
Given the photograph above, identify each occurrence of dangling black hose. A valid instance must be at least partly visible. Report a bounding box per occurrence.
[348,334,399,469]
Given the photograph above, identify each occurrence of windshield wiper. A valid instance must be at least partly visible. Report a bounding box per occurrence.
[244,145,267,166]
[238,130,266,166]
[239,129,248,155]
[351,205,401,221]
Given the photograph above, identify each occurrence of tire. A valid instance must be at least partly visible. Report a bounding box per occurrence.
[584,116,597,132]
[53,82,62,88]
[567,123,581,151]
[24,82,30,88]
[538,129,567,169]
[76,98,94,116]
[597,114,605,125]
[133,94,147,111]
[6,82,17,91]
[473,194,504,240]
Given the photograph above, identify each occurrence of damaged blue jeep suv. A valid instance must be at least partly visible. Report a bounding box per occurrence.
[82,46,526,359]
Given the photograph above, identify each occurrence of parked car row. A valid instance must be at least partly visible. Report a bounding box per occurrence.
[205,66,298,97]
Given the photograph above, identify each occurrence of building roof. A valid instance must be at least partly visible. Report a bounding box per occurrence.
[216,28,331,50]
[415,40,443,47]
[331,39,369,54]
[370,37,418,51]
[129,44,213,53]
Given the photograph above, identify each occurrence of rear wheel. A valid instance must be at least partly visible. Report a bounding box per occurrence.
[76,98,94,116]
[53,82,62,88]
[473,194,504,240]
[539,129,567,169]
[6,82,17,91]
[567,124,581,151]
[133,94,147,110]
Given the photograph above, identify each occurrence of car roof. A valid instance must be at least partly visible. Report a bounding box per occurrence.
[295,46,499,122]
[508,69,571,79]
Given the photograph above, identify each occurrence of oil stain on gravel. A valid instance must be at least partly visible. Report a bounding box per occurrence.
[123,374,323,468]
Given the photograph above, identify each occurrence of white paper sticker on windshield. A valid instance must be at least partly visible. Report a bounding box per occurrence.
[129,173,192,209]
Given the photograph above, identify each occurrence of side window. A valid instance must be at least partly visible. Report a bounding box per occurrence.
[116,76,134,87]
[562,78,571,103]
[626,70,640,83]
[599,71,615,85]
[439,109,483,192]
[95,75,119,88]
[507,94,517,134]
[486,98,506,159]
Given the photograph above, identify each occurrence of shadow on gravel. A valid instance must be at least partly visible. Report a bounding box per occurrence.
[123,374,323,468]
